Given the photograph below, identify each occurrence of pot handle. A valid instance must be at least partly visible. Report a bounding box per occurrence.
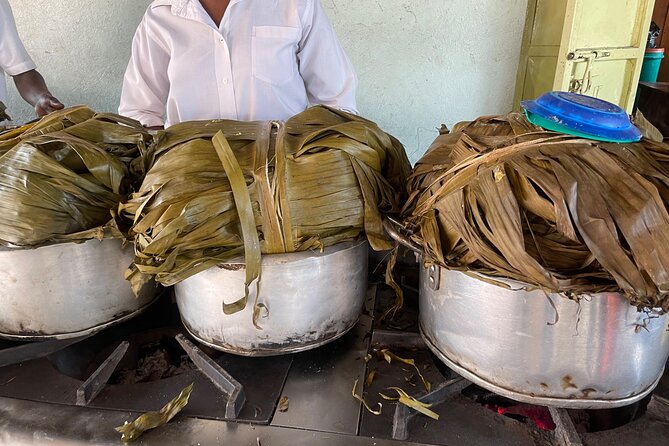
[383,217,424,255]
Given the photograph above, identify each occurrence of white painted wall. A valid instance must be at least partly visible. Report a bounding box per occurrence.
[5,0,528,163]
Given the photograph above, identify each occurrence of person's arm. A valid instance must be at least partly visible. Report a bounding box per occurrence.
[0,0,63,117]
[13,69,63,117]
[119,13,170,129]
[297,0,358,114]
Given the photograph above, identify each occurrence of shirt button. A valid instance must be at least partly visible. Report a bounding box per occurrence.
[223,78,229,85]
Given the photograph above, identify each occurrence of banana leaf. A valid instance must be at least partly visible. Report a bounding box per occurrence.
[352,379,383,416]
[404,113,669,311]
[121,106,410,304]
[115,382,193,442]
[379,387,439,420]
[0,106,95,152]
[0,106,150,247]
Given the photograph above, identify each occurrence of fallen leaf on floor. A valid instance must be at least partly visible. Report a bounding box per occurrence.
[380,387,439,420]
[365,369,378,388]
[278,396,290,412]
[352,379,382,415]
[380,349,431,392]
[115,383,194,442]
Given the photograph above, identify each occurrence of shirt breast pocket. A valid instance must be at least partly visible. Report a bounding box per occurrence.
[252,26,300,86]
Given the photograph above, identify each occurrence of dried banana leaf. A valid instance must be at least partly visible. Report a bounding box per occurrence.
[213,131,261,316]
[352,379,383,415]
[380,387,439,420]
[380,349,431,392]
[365,369,378,388]
[0,106,95,153]
[404,113,669,311]
[115,382,193,442]
[122,106,410,301]
[634,110,664,143]
[0,106,149,247]
[278,395,290,413]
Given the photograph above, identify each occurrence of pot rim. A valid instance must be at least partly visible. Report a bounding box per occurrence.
[214,238,368,267]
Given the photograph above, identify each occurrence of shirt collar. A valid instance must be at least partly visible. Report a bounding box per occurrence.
[170,0,244,19]
[171,0,199,19]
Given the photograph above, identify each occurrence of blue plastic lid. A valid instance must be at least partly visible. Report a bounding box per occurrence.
[521,91,642,143]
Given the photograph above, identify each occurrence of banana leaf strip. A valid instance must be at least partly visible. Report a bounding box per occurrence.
[115,382,193,442]
[634,110,664,143]
[380,387,439,420]
[0,106,150,247]
[213,131,262,322]
[380,349,431,392]
[352,379,383,416]
[278,395,290,413]
[365,368,378,388]
[404,113,669,311]
[122,106,411,305]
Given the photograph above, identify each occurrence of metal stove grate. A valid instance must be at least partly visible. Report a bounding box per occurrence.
[0,284,666,445]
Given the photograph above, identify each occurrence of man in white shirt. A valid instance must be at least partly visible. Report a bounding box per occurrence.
[0,0,63,121]
[119,0,357,128]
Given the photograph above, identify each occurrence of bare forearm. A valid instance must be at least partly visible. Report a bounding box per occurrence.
[12,69,64,117]
[13,69,47,105]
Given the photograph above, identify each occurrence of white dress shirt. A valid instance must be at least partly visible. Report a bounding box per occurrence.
[119,0,358,127]
[0,0,37,105]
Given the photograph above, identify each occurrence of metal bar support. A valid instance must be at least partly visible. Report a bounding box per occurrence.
[76,341,129,406]
[370,330,426,350]
[392,376,470,441]
[176,334,245,419]
[549,407,584,446]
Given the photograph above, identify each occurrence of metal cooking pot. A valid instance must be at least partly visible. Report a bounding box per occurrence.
[384,219,669,409]
[174,240,368,356]
[0,239,159,340]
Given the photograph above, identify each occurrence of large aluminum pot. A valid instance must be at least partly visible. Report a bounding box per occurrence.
[0,239,158,340]
[382,219,669,409]
[420,266,669,409]
[174,240,368,356]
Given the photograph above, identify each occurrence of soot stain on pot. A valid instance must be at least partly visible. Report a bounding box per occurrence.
[14,324,49,337]
[187,318,352,355]
[580,388,597,398]
[562,375,577,390]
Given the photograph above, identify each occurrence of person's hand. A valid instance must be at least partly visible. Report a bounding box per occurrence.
[34,93,64,117]
[12,70,64,118]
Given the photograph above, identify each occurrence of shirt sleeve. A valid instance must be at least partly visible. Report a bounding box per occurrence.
[0,0,37,76]
[297,0,358,114]
[119,12,170,128]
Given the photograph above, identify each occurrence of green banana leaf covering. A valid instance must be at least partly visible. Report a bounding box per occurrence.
[0,106,150,247]
[404,113,669,311]
[121,106,411,308]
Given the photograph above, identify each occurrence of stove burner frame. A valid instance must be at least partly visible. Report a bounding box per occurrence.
[0,285,667,446]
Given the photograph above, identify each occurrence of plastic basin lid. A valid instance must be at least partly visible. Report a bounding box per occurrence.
[521,91,642,143]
